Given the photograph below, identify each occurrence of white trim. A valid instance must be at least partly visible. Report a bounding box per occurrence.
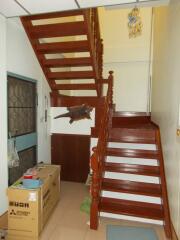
[108,142,157,150]
[101,191,161,204]
[106,156,158,166]
[104,172,160,184]
[100,212,164,225]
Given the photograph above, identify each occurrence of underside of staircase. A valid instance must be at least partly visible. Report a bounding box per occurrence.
[21,9,103,97]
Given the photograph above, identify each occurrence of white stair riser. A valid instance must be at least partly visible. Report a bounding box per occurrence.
[108,142,156,150]
[104,172,160,184]
[101,191,161,204]
[100,212,163,225]
[106,156,158,166]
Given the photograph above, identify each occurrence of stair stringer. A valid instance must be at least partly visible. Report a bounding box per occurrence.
[154,124,172,239]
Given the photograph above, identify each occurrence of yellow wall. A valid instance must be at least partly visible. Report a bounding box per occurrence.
[151,1,180,237]
[99,7,152,111]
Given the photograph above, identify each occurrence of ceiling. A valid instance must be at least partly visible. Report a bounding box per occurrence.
[0,0,169,18]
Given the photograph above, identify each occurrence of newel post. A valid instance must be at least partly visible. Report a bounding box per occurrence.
[90,147,100,230]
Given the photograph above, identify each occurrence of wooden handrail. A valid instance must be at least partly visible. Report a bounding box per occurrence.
[84,8,103,97]
[90,71,113,229]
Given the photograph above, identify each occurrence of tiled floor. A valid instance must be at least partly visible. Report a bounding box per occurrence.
[39,181,167,240]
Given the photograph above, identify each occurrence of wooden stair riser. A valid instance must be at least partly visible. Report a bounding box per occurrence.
[28,21,87,39]
[112,116,151,127]
[104,162,160,177]
[36,41,89,54]
[112,112,151,128]
[42,57,92,68]
[52,83,96,91]
[47,71,95,80]
[23,10,84,21]
[100,197,164,220]
[102,178,162,197]
[106,148,159,159]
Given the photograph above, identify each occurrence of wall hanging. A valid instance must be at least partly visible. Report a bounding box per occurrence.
[54,104,93,124]
[128,7,143,38]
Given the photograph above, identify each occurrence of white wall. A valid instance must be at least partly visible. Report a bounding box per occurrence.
[151,1,180,237]
[0,14,8,215]
[99,7,152,112]
[0,17,51,215]
[7,18,51,165]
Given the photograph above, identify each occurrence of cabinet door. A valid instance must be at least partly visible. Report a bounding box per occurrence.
[51,134,90,183]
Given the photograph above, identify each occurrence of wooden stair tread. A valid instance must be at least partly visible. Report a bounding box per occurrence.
[36,40,89,54]
[52,83,96,90]
[42,57,92,67]
[47,71,95,80]
[29,21,87,38]
[106,148,159,159]
[100,197,164,220]
[104,162,160,176]
[102,178,161,197]
[109,128,156,144]
[22,10,84,21]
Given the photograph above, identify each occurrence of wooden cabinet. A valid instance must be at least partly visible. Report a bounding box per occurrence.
[51,134,90,183]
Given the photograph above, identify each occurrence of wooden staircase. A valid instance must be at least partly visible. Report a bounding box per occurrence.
[90,112,172,239]
[20,8,172,239]
[21,9,103,96]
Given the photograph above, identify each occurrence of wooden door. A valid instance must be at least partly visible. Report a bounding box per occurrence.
[51,134,90,183]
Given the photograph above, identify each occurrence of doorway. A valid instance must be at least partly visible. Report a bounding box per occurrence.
[8,73,37,185]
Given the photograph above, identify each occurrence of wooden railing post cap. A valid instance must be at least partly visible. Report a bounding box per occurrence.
[109,71,113,75]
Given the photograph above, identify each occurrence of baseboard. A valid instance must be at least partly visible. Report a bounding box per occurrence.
[172,221,179,240]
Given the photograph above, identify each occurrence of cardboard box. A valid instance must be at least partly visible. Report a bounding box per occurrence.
[7,164,60,238]
[7,188,41,238]
[39,165,60,226]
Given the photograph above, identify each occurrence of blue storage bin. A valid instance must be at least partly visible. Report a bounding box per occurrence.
[23,179,43,189]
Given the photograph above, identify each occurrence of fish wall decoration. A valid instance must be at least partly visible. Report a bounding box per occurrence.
[54,104,93,124]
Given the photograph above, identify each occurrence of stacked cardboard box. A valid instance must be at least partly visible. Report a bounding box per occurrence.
[7,164,60,238]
